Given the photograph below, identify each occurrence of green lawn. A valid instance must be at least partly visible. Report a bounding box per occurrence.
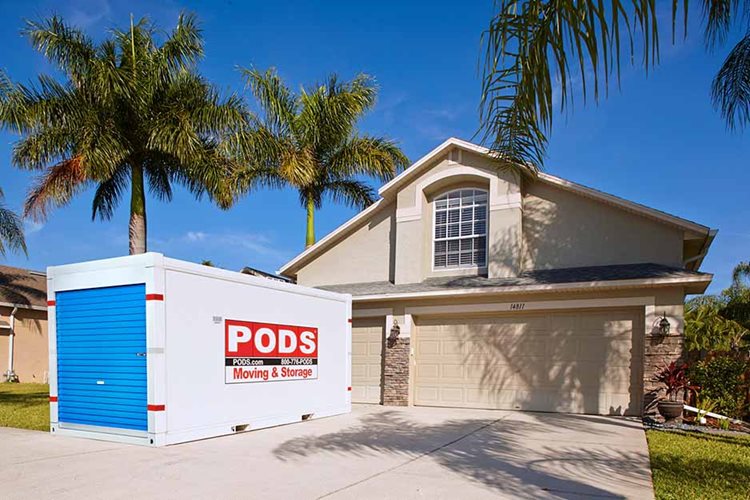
[647,429,750,499]
[0,383,50,431]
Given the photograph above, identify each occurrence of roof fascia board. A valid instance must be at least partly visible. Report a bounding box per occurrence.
[0,301,47,311]
[685,229,717,271]
[349,274,713,302]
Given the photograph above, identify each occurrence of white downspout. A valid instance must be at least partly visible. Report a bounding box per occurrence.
[5,306,19,382]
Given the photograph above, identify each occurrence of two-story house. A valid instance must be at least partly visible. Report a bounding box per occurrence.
[279,138,715,416]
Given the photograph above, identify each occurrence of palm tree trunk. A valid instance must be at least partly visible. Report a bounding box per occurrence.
[129,162,147,255]
[305,195,315,248]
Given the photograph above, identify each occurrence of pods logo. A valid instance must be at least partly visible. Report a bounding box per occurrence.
[224,320,318,384]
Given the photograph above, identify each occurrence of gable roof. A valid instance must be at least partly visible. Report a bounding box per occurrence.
[279,137,714,277]
[0,265,48,310]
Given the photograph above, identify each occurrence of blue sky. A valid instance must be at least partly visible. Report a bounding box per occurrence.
[0,0,747,294]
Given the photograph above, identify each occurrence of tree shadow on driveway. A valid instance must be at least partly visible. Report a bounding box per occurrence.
[272,409,651,499]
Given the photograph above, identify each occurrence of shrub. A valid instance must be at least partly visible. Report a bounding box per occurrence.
[653,362,696,401]
[685,296,748,353]
[689,355,749,419]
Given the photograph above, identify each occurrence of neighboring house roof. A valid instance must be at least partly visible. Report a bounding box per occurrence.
[240,266,294,283]
[318,263,712,300]
[279,137,715,277]
[0,265,48,310]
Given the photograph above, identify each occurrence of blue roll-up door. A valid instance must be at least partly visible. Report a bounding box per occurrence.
[56,284,148,432]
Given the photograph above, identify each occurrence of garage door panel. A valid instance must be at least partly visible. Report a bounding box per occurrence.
[438,387,465,403]
[417,340,440,355]
[440,364,464,380]
[351,318,384,404]
[511,338,547,357]
[352,364,369,377]
[351,343,368,356]
[415,363,439,379]
[414,309,642,415]
[415,386,440,403]
[546,338,578,359]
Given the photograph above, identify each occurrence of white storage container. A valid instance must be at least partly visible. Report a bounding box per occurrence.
[47,253,352,446]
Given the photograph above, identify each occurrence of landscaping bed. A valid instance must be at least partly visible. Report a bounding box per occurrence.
[0,383,50,431]
[646,428,750,499]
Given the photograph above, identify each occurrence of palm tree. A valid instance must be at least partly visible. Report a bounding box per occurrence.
[480,1,750,172]
[0,188,26,256]
[721,261,750,332]
[0,14,246,254]
[732,261,750,284]
[227,68,408,247]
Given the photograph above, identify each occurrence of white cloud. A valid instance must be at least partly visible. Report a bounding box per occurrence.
[65,0,112,29]
[414,106,467,141]
[24,220,44,235]
[150,230,291,268]
[186,231,207,242]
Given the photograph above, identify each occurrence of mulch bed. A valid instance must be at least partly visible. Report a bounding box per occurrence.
[643,415,750,437]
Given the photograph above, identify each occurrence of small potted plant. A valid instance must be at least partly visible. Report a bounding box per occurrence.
[653,361,695,423]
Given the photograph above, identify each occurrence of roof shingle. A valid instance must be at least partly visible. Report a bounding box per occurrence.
[0,265,47,308]
[317,263,710,297]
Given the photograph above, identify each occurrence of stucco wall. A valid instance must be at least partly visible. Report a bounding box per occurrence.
[296,202,395,287]
[521,181,684,270]
[0,307,48,383]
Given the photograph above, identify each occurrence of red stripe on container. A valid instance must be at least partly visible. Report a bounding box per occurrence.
[47,300,56,306]
[147,404,165,411]
[146,294,164,301]
[49,396,58,402]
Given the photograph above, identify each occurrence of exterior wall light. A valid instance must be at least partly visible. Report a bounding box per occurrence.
[658,313,671,336]
[387,318,401,347]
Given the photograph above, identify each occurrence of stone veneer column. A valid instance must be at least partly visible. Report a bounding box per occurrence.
[642,306,685,416]
[382,315,410,406]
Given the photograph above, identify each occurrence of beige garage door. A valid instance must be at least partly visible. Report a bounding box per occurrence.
[351,317,384,403]
[414,309,643,415]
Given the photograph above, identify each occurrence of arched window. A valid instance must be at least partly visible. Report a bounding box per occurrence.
[433,189,487,269]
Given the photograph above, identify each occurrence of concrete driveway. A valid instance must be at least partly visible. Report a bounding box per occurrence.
[0,405,653,499]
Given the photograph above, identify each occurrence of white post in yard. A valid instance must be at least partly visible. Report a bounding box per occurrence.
[4,307,18,382]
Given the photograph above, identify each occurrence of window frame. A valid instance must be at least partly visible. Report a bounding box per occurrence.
[431,188,489,272]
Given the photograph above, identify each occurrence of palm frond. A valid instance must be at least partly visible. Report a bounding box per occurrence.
[212,163,286,209]
[480,1,684,172]
[702,0,750,49]
[92,167,129,220]
[24,156,89,222]
[22,16,96,84]
[0,188,27,256]
[323,178,376,211]
[157,12,204,71]
[327,136,409,181]
[240,67,296,135]
[732,261,750,285]
[712,31,750,129]
[298,73,376,152]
